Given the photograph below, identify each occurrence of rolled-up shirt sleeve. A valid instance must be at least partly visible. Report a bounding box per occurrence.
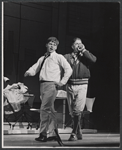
[26,57,44,76]
[58,55,72,85]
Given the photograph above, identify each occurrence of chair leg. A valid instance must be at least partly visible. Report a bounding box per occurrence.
[36,119,40,130]
[12,114,24,129]
[54,129,64,146]
[80,113,84,129]
[64,116,73,129]
[24,112,32,129]
[4,113,12,128]
[4,99,18,128]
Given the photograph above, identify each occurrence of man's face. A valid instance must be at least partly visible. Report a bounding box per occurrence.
[46,41,57,53]
[72,39,82,53]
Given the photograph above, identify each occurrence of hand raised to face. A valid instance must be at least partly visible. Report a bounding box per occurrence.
[24,72,31,77]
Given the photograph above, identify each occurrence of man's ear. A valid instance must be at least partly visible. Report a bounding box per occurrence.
[46,43,48,47]
[71,44,74,49]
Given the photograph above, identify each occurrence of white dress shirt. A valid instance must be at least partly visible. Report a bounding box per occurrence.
[26,51,72,85]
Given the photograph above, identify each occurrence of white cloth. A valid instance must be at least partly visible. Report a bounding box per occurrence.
[4,77,9,82]
[26,51,72,85]
[4,83,28,104]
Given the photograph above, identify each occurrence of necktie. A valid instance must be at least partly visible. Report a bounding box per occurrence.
[72,53,79,65]
[40,52,50,70]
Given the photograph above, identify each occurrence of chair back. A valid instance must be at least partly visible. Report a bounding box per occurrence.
[24,94,35,108]
[85,97,95,112]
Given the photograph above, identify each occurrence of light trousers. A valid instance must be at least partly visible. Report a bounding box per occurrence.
[39,82,58,136]
[67,84,88,116]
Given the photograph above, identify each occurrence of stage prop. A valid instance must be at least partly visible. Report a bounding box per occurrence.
[4,82,35,129]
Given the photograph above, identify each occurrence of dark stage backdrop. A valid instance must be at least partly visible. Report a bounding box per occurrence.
[3,2,120,132]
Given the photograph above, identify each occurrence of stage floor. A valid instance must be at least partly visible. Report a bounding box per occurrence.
[3,132,120,148]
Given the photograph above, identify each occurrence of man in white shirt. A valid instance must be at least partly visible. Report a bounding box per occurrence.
[24,37,72,143]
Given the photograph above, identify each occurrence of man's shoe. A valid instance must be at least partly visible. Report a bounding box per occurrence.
[77,130,82,140]
[35,134,47,142]
[47,136,57,141]
[68,133,78,141]
[77,133,82,140]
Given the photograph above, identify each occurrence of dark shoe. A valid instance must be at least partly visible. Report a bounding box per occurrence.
[77,129,82,140]
[68,133,78,141]
[77,133,82,140]
[47,136,57,141]
[35,134,47,142]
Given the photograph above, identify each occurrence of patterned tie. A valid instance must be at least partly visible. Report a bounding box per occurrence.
[72,53,79,65]
[40,52,50,70]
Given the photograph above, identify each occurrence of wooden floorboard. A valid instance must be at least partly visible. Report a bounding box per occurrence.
[3,133,120,148]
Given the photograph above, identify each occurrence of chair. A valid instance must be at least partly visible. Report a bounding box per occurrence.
[3,77,19,128]
[29,97,41,130]
[85,97,95,113]
[4,96,19,128]
[4,82,35,129]
[11,93,35,129]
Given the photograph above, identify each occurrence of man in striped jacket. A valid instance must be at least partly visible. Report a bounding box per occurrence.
[64,37,97,141]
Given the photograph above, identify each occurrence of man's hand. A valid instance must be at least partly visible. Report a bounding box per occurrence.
[10,84,19,89]
[55,82,64,89]
[24,72,31,77]
[78,43,85,52]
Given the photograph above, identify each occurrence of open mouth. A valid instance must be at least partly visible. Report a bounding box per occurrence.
[49,47,54,51]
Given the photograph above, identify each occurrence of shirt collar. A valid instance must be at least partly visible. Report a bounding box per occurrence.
[50,51,56,56]
[71,52,77,58]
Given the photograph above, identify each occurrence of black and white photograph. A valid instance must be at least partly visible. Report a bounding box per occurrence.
[2,1,120,148]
